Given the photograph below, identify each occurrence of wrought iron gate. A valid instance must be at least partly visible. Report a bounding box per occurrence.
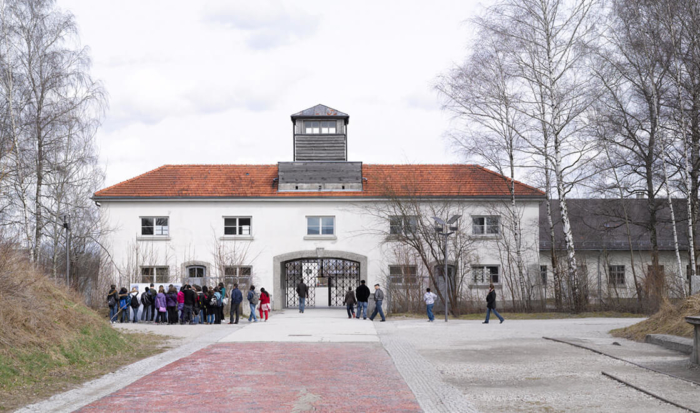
[284,258,360,308]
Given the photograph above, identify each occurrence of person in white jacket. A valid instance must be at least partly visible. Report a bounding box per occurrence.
[423,288,438,322]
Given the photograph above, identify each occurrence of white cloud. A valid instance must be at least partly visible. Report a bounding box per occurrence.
[58,0,487,187]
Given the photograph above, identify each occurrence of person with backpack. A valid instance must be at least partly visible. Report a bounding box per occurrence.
[166,285,178,325]
[182,284,196,324]
[355,280,370,320]
[296,281,308,313]
[117,287,129,323]
[141,287,153,322]
[258,288,271,321]
[155,285,167,324]
[344,287,357,318]
[213,287,222,324]
[148,283,157,322]
[247,285,259,323]
[229,283,243,324]
[107,285,118,323]
[129,287,140,323]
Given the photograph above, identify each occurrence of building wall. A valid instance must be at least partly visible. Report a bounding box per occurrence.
[539,249,692,302]
[100,198,542,310]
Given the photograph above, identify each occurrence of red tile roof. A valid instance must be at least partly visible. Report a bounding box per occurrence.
[93,164,544,199]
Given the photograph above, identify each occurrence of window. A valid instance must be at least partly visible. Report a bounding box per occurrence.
[472,266,499,284]
[304,120,336,134]
[472,216,500,235]
[389,265,418,286]
[141,266,169,283]
[141,217,169,236]
[224,266,252,291]
[187,265,206,278]
[224,217,251,236]
[307,216,335,235]
[609,265,625,286]
[389,216,418,235]
[540,265,548,285]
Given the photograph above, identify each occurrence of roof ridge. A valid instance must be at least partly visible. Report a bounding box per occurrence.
[473,165,543,193]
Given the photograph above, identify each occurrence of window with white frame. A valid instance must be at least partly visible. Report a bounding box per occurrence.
[187,265,206,279]
[224,217,251,236]
[389,216,419,235]
[141,217,169,236]
[609,265,625,286]
[472,265,499,284]
[389,265,418,286]
[472,216,499,235]
[224,266,252,291]
[141,266,169,283]
[307,216,335,235]
[304,120,336,134]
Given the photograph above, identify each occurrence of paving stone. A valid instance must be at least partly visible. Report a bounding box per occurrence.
[77,342,422,412]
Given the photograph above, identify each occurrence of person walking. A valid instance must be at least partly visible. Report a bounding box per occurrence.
[107,285,118,323]
[155,286,167,324]
[344,287,357,318]
[368,284,386,322]
[129,287,140,323]
[166,285,178,325]
[296,280,308,313]
[355,280,370,320]
[423,288,437,322]
[258,288,271,321]
[183,284,196,324]
[229,283,243,324]
[247,285,259,323]
[483,284,504,324]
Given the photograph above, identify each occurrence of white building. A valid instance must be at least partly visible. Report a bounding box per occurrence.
[94,105,545,310]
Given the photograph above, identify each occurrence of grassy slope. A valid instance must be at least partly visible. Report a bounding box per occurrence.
[610,295,700,342]
[0,247,167,411]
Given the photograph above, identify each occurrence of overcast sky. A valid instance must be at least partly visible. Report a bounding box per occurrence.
[58,1,487,187]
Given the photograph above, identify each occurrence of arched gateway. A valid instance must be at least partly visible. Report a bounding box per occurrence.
[272,250,368,310]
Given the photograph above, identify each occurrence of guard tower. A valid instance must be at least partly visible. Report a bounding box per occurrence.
[278,104,362,191]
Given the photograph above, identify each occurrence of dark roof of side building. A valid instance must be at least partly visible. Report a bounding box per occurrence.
[541,199,690,252]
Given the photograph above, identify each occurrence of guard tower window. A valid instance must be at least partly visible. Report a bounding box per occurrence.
[304,121,336,134]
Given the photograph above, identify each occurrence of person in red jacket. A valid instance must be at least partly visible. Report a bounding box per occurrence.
[258,288,271,321]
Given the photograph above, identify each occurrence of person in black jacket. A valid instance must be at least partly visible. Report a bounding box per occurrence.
[355,280,370,320]
[483,284,504,324]
[182,284,196,324]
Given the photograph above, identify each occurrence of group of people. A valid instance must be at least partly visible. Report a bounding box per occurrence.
[297,279,387,321]
[106,283,273,325]
[108,279,504,325]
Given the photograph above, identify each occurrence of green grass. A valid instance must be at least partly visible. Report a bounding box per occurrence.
[389,311,644,320]
[0,327,167,411]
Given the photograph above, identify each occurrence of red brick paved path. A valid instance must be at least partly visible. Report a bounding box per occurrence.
[78,343,422,412]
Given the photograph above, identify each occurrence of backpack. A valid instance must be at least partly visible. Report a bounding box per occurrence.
[108,293,116,307]
[130,294,140,308]
[250,292,259,306]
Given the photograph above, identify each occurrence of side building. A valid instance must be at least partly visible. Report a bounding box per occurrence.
[93,105,545,312]
[539,199,698,307]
